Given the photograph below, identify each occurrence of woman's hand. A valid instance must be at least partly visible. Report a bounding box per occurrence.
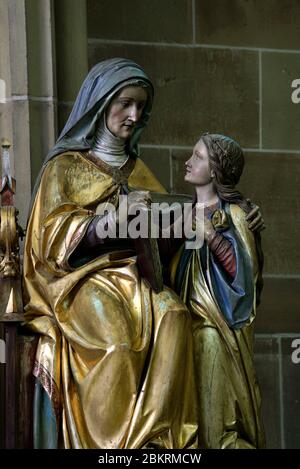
[245,200,266,233]
[117,191,151,225]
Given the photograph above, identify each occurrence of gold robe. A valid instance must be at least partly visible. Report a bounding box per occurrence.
[170,204,265,449]
[23,151,198,449]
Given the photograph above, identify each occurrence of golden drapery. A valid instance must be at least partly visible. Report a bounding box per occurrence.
[23,151,198,449]
[170,205,265,449]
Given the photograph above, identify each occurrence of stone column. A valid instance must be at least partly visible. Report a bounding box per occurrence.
[54,0,88,132]
[25,0,57,191]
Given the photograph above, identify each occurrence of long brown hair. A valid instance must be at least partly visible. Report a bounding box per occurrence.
[201,133,251,213]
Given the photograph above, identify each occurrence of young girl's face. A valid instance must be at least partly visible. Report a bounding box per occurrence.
[184,139,213,186]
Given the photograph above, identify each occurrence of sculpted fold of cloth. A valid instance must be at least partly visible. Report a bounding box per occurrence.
[23,59,198,449]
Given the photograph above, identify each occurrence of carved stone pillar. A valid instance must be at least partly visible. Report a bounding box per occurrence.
[54,0,88,132]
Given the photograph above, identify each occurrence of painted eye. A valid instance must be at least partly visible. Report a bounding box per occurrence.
[120,101,129,108]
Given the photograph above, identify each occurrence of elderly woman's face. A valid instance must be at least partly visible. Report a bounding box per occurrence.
[106,86,148,139]
[185,139,213,186]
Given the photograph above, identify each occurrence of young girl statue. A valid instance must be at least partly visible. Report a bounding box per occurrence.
[170,133,265,449]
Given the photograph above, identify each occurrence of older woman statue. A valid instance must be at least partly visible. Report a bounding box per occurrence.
[23,58,199,449]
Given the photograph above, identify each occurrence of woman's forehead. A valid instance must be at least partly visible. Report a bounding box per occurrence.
[116,85,148,100]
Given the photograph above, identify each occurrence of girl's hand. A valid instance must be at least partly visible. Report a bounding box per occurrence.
[245,200,266,232]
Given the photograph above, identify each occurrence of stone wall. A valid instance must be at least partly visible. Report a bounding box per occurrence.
[86,0,300,448]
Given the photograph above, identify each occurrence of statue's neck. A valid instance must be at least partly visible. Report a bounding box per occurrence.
[195,182,218,206]
[91,117,128,167]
